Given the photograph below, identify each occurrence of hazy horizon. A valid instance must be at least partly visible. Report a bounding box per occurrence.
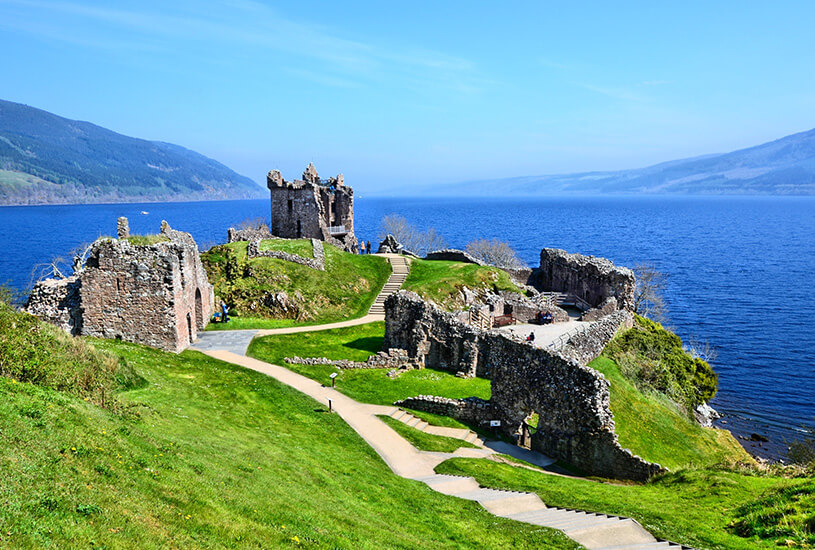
[3,1,815,193]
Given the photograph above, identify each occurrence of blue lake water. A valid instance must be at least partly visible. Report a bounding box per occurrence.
[1,196,813,459]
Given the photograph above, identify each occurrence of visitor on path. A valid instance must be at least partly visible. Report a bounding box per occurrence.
[366,240,371,254]
[360,241,366,254]
[527,331,535,342]
[221,302,229,323]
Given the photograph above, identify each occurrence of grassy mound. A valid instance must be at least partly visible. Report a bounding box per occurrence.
[0,298,141,409]
[0,337,577,549]
[403,259,522,310]
[202,239,391,327]
[378,415,478,453]
[590,357,752,470]
[247,322,491,405]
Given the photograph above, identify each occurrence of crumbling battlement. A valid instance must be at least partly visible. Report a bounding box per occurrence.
[25,220,214,353]
[384,291,662,480]
[267,163,357,253]
[536,248,636,310]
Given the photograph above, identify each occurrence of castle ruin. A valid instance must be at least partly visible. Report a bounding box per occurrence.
[25,219,214,353]
[267,163,358,253]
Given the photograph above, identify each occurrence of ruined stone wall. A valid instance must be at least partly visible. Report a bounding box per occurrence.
[26,220,214,353]
[537,248,635,310]
[393,396,493,426]
[266,164,357,252]
[383,291,663,480]
[227,226,273,243]
[557,309,634,365]
[246,238,326,270]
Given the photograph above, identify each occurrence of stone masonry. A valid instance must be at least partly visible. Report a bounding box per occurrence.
[383,290,663,481]
[26,219,214,353]
[536,248,636,310]
[267,163,358,253]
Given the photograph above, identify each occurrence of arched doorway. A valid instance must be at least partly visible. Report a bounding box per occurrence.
[194,288,203,329]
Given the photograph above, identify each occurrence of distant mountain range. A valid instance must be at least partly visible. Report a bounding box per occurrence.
[0,99,265,205]
[437,128,815,196]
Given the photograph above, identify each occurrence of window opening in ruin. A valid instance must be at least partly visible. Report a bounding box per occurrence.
[288,199,292,211]
[194,288,203,329]
[519,411,539,449]
[296,220,301,238]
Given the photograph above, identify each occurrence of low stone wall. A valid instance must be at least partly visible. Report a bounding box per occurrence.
[284,348,411,370]
[394,396,493,426]
[384,291,664,481]
[228,226,274,243]
[558,310,634,365]
[246,238,325,270]
[581,297,618,322]
[538,248,635,311]
[24,275,83,334]
[423,249,485,265]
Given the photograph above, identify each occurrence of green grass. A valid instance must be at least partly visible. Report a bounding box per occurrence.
[258,238,313,258]
[125,234,170,246]
[378,415,479,453]
[0,338,579,549]
[205,316,304,331]
[436,459,814,549]
[202,240,391,327]
[590,356,753,470]
[247,322,491,406]
[403,259,523,310]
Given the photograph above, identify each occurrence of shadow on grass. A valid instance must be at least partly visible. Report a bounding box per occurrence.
[343,336,384,354]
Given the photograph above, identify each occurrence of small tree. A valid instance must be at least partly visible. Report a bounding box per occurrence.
[465,238,527,269]
[788,420,815,468]
[633,264,667,322]
[378,214,446,256]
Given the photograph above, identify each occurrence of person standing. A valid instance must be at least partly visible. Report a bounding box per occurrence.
[366,240,372,254]
[360,241,366,255]
[221,302,229,323]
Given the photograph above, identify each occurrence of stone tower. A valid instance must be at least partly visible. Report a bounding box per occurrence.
[266,163,358,253]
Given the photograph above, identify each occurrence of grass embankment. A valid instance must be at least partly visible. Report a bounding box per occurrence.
[378,415,478,453]
[436,459,814,549]
[202,239,391,329]
[403,259,522,310]
[0,311,578,548]
[247,322,490,406]
[591,356,751,470]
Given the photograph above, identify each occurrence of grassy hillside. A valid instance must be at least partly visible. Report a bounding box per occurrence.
[0,298,577,548]
[202,240,391,328]
[591,357,751,470]
[436,460,813,549]
[0,99,264,205]
[403,259,522,310]
[247,322,491,406]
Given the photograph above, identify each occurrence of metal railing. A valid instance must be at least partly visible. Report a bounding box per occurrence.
[468,308,493,330]
[547,322,593,351]
[328,225,347,235]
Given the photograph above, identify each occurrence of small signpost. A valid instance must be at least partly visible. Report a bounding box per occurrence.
[329,372,338,388]
[490,420,501,427]
[328,398,333,413]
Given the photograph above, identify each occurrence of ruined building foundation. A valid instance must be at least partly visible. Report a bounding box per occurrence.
[26,220,214,353]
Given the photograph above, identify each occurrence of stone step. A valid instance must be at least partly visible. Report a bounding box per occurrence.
[597,542,678,550]
[481,493,545,516]
[464,432,479,443]
[406,415,422,428]
[390,409,408,421]
[414,474,481,495]
[415,420,429,431]
[569,519,656,549]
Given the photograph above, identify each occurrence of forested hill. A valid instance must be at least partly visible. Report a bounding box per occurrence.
[0,99,265,205]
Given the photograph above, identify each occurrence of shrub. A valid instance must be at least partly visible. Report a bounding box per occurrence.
[0,288,142,410]
[604,315,717,411]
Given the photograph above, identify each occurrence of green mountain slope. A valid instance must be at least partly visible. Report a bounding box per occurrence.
[0,99,265,205]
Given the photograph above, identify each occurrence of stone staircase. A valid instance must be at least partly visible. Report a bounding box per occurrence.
[410,473,690,550]
[369,255,410,316]
[387,408,485,446]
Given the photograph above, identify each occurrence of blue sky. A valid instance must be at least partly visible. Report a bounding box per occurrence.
[2,0,814,193]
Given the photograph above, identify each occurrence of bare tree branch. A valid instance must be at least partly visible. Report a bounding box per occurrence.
[465,238,527,269]
[633,264,668,322]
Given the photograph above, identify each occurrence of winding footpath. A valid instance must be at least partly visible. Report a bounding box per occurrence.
[192,254,691,550]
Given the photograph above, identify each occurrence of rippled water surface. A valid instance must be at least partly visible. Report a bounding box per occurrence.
[1,196,813,458]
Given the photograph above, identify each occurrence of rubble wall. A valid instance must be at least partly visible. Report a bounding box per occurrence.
[538,248,636,310]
